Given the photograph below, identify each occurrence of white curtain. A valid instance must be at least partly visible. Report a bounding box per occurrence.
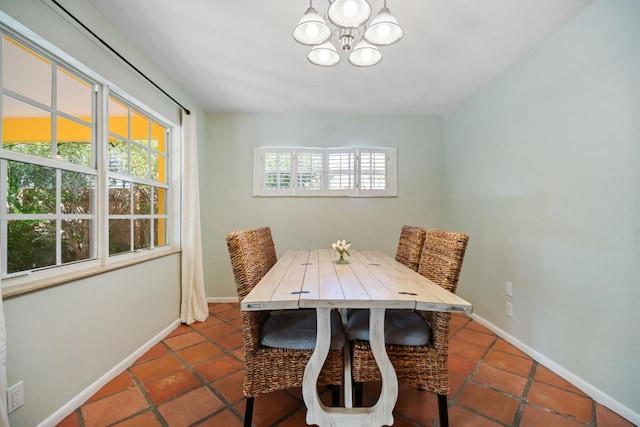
[179,111,209,325]
[0,257,10,426]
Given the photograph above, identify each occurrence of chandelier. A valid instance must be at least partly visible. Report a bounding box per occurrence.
[293,0,403,67]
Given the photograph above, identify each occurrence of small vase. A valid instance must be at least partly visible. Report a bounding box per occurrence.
[336,253,348,264]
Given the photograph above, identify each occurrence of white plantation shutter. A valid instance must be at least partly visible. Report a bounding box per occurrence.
[358,148,396,196]
[254,148,294,196]
[254,147,396,197]
[327,148,356,196]
[296,148,324,195]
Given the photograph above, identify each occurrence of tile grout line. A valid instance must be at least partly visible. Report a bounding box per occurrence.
[184,308,249,425]
[112,306,246,426]
[448,317,515,427]
[510,359,539,426]
[197,313,251,424]
[124,357,171,427]
[453,318,595,427]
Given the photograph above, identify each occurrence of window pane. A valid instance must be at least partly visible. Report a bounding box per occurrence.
[134,219,150,250]
[7,220,56,273]
[151,121,164,152]
[133,184,151,214]
[154,187,167,214]
[108,180,131,215]
[130,143,148,179]
[7,161,56,214]
[150,152,166,182]
[61,171,95,214]
[131,109,148,146]
[57,67,92,123]
[108,96,128,138]
[62,219,92,263]
[2,35,52,107]
[154,218,167,247]
[108,139,128,173]
[57,116,92,166]
[2,95,52,159]
[109,219,131,255]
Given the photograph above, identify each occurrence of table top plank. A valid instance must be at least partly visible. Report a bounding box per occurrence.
[300,250,345,303]
[354,250,424,305]
[241,249,472,314]
[358,250,472,313]
[240,250,302,311]
[271,249,311,299]
[346,251,395,300]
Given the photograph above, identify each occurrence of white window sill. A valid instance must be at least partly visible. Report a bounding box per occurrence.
[2,248,181,299]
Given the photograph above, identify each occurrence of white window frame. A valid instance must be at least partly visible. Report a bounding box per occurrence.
[254,147,397,197]
[0,24,178,291]
[105,91,171,259]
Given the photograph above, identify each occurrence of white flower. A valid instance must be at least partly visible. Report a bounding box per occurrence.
[331,239,351,256]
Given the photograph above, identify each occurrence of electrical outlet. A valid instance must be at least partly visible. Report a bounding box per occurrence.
[506,281,513,297]
[506,302,513,318]
[7,381,24,413]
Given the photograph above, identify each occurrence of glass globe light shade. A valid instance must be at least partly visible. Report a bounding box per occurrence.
[308,42,341,67]
[327,0,371,29]
[364,8,403,45]
[293,7,332,45]
[348,40,382,67]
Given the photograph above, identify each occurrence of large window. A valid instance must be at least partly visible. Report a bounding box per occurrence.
[0,31,173,284]
[254,147,397,197]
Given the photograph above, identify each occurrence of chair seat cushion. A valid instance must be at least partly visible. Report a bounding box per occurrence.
[260,309,346,350]
[346,309,431,346]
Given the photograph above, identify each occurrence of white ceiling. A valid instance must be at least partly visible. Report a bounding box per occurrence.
[87,0,594,115]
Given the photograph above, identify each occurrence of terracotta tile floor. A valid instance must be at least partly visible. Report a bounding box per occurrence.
[57,303,635,427]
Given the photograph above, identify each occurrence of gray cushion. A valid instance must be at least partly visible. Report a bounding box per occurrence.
[346,309,431,346]
[260,309,346,350]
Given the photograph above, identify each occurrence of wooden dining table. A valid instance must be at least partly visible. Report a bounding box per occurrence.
[240,249,473,427]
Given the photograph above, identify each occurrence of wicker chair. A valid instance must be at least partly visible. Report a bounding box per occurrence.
[255,226,277,274]
[226,228,345,427]
[395,225,427,271]
[349,229,469,427]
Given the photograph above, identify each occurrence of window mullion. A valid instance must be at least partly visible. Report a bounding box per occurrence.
[150,186,156,248]
[0,159,6,277]
[56,169,62,266]
[97,84,109,263]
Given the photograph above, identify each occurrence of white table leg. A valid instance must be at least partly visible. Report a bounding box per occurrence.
[303,308,397,427]
[303,308,332,425]
[341,309,352,408]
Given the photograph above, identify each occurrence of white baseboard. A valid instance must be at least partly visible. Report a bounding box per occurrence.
[207,296,239,303]
[37,319,181,427]
[469,313,640,425]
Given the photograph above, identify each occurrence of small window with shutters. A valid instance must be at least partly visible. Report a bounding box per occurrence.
[254,147,396,197]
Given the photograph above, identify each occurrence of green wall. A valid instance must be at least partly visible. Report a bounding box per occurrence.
[445,0,639,416]
[203,114,446,298]
[4,256,181,426]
